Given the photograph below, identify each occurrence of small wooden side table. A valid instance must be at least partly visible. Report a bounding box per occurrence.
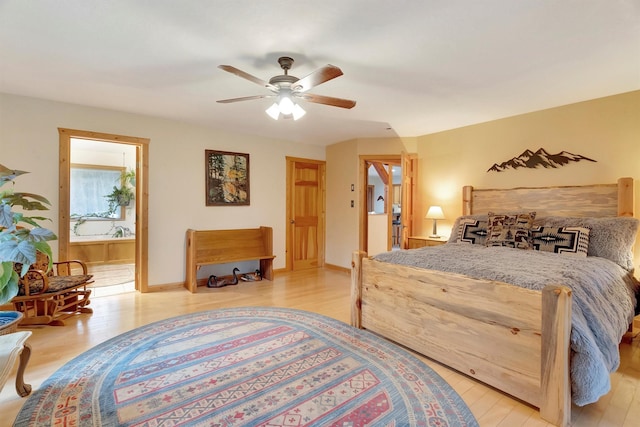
[0,331,33,397]
[407,236,448,249]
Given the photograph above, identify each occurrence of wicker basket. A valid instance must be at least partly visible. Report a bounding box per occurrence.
[0,311,23,335]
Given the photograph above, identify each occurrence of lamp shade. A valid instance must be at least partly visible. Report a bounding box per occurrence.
[265,103,281,120]
[425,206,445,219]
[291,103,306,120]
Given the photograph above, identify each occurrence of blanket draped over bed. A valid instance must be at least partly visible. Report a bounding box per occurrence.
[374,243,637,406]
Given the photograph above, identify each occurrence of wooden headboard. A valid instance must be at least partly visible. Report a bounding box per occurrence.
[462,177,634,218]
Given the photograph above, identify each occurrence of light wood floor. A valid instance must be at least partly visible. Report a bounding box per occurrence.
[87,263,135,288]
[1,267,639,426]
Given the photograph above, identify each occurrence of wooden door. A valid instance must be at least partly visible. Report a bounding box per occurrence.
[400,152,417,249]
[286,157,325,270]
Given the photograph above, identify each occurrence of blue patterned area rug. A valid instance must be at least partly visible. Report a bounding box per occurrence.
[15,307,478,426]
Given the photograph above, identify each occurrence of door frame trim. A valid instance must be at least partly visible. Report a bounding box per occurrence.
[58,128,150,292]
[359,155,402,253]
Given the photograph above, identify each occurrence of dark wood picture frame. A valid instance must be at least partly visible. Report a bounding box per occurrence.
[205,150,250,206]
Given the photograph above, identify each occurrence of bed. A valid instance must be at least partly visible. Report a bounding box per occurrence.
[351,178,638,427]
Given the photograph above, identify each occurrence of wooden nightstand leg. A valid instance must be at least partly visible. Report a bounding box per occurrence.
[15,342,32,397]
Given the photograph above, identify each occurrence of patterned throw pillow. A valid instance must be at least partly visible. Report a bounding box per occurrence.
[456,219,488,245]
[447,215,488,243]
[486,212,536,249]
[535,216,638,270]
[531,226,590,256]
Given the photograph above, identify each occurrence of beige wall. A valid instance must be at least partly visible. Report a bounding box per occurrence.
[416,90,640,271]
[0,93,325,287]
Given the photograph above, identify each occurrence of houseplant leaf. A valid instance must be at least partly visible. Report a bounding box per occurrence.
[0,163,56,304]
[0,262,19,303]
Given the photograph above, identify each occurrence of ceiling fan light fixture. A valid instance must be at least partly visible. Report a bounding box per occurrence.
[265,94,306,120]
[291,103,306,120]
[278,95,295,115]
[265,103,281,120]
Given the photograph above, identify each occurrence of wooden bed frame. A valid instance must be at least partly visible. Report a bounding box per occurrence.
[351,177,634,427]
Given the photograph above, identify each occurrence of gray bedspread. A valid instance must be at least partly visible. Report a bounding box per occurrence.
[374,243,637,406]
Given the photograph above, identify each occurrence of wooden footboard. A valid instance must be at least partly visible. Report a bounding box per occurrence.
[351,250,571,427]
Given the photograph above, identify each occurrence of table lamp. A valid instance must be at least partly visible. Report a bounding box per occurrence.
[425,206,445,238]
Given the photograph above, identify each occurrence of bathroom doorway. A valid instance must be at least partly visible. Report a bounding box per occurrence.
[58,128,149,293]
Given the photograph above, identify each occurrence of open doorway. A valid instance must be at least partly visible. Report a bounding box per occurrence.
[58,128,149,293]
[366,163,402,252]
[359,155,400,255]
[359,153,417,255]
[70,139,136,296]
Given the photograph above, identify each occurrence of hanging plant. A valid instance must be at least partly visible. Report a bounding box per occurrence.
[122,168,136,186]
[104,169,135,213]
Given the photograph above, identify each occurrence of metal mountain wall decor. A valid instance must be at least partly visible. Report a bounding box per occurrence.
[487,148,596,172]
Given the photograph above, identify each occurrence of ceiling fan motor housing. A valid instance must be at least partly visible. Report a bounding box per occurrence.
[269,74,298,88]
[269,57,299,88]
[277,56,294,71]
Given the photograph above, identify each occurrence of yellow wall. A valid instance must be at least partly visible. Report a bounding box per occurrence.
[416,90,640,271]
[325,136,415,267]
[325,139,360,267]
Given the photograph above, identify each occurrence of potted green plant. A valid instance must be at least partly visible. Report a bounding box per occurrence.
[105,169,135,212]
[0,163,56,307]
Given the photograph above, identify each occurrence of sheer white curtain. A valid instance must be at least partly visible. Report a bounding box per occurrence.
[70,168,120,218]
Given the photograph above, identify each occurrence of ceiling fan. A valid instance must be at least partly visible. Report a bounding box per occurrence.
[217,56,356,120]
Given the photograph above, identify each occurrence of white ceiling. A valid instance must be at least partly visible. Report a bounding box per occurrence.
[1,0,638,146]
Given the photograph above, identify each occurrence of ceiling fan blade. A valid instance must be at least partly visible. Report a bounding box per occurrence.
[217,95,275,104]
[291,65,343,93]
[218,65,278,90]
[298,93,356,109]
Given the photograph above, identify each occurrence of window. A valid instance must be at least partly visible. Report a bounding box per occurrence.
[70,164,125,220]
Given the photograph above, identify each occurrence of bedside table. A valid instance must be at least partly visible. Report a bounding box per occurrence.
[407,236,447,249]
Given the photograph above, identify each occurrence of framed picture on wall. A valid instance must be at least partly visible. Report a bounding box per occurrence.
[205,150,250,206]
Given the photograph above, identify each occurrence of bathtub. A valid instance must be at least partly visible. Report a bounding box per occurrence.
[68,237,135,265]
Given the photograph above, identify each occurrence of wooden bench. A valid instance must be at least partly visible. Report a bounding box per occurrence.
[185,227,275,293]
